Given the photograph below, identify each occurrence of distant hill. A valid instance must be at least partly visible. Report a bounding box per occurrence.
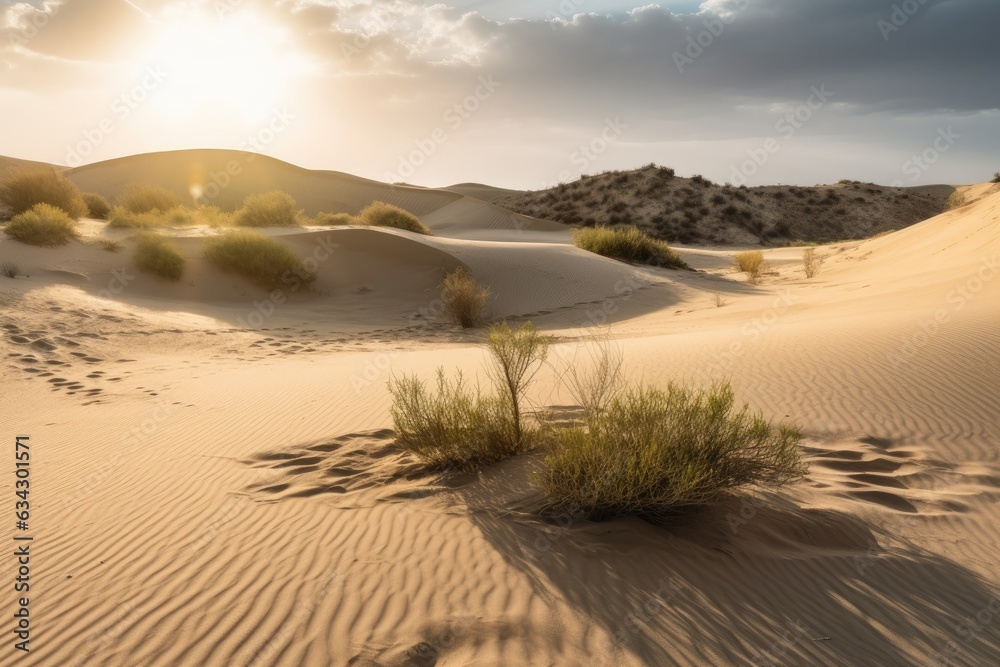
[58,149,562,234]
[493,165,953,245]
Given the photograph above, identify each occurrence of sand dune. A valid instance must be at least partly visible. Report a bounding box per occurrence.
[2,179,998,665]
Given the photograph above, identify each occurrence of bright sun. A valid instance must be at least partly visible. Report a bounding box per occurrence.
[145,12,297,121]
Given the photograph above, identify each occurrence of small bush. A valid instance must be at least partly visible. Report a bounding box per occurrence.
[202,230,316,290]
[993,172,1000,183]
[82,192,111,219]
[235,191,302,228]
[573,226,688,269]
[132,233,185,281]
[313,212,358,226]
[441,266,490,329]
[542,382,805,520]
[108,206,189,229]
[389,322,549,470]
[357,201,431,235]
[0,168,87,218]
[116,183,182,214]
[733,250,766,284]
[389,370,521,470]
[98,238,122,252]
[4,204,78,246]
[802,247,822,279]
[1,262,20,278]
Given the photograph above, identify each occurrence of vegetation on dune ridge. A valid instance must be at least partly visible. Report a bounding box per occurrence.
[573,226,688,269]
[108,205,233,229]
[0,168,87,218]
[235,191,303,228]
[132,232,185,281]
[3,203,79,246]
[116,183,183,214]
[357,201,431,235]
[202,230,316,290]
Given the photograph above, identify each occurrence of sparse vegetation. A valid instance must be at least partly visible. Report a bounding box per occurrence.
[802,247,822,279]
[3,204,78,246]
[98,238,122,252]
[573,226,688,269]
[542,381,805,520]
[714,292,727,307]
[82,192,111,219]
[441,266,490,329]
[992,172,1000,183]
[389,322,549,470]
[0,168,87,218]
[235,191,302,228]
[733,250,766,284]
[1,262,21,278]
[116,183,183,214]
[202,230,316,290]
[312,212,358,226]
[132,233,185,281]
[357,201,431,235]
[108,205,232,229]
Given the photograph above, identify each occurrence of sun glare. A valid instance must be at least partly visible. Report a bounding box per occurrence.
[145,12,297,121]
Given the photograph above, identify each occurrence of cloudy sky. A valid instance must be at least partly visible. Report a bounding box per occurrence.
[2,0,998,189]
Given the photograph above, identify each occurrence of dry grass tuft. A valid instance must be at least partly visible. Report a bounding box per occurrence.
[441,267,490,329]
[573,226,688,269]
[357,201,431,235]
[202,230,316,290]
[116,183,182,214]
[4,204,78,246]
[235,191,302,228]
[802,247,822,279]
[0,168,87,218]
[733,250,767,284]
[132,232,185,281]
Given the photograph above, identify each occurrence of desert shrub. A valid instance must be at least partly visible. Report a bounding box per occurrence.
[389,322,549,470]
[98,238,122,252]
[573,226,688,269]
[441,266,490,329]
[197,206,235,227]
[0,168,87,218]
[82,192,111,219]
[357,201,431,235]
[542,382,805,520]
[235,191,302,228]
[313,212,358,226]
[802,247,822,278]
[132,233,185,281]
[1,262,20,278]
[993,172,1000,183]
[108,206,229,229]
[202,230,316,289]
[116,183,182,214]
[4,204,78,246]
[733,250,766,284]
